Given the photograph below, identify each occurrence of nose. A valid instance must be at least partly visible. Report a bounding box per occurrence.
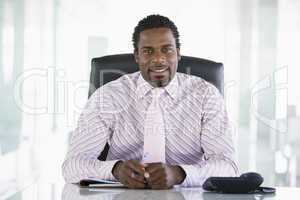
[151,51,166,65]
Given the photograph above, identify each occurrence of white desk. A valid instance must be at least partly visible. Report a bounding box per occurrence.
[61,184,299,200]
[3,181,300,200]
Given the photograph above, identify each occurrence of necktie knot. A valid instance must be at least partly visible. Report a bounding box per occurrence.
[151,88,164,102]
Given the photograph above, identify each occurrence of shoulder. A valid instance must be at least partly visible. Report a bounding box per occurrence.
[91,72,139,98]
[176,72,221,98]
[87,72,139,112]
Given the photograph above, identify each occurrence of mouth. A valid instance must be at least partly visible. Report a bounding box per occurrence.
[147,66,171,86]
[149,67,169,83]
[149,66,168,73]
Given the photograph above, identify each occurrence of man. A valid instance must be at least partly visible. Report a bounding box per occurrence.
[62,15,238,189]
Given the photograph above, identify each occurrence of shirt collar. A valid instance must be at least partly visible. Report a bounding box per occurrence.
[136,72,178,99]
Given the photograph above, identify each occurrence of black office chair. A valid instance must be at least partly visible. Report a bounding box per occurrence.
[89,53,224,161]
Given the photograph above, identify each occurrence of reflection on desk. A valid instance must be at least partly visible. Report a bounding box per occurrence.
[62,184,300,200]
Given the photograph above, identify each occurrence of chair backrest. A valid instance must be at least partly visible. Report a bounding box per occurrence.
[89,53,224,98]
[89,53,224,161]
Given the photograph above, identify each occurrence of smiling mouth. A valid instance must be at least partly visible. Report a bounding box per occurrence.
[150,67,168,73]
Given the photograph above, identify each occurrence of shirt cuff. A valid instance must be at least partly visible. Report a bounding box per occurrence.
[178,164,204,187]
[94,159,121,181]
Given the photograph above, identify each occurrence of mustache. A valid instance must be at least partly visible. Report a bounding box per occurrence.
[149,65,168,70]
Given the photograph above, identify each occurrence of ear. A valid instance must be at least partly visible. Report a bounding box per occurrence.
[177,48,181,61]
[134,51,139,63]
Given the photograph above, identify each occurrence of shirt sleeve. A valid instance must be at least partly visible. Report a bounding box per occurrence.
[179,84,239,187]
[62,87,120,183]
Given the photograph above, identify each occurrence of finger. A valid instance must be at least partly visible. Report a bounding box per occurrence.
[130,172,147,184]
[121,173,145,189]
[119,165,144,185]
[126,160,146,175]
[148,170,165,184]
[150,178,169,190]
[145,162,163,169]
[127,179,146,189]
[123,167,146,184]
[125,174,146,189]
[146,162,164,174]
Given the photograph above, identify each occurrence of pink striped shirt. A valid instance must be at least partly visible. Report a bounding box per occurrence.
[62,72,239,187]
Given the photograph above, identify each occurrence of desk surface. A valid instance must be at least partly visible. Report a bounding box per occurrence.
[61,185,299,200]
[3,180,300,200]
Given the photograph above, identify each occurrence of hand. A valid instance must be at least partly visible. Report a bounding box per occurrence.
[145,162,186,189]
[112,160,147,189]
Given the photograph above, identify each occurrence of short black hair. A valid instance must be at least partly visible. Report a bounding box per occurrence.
[132,14,180,52]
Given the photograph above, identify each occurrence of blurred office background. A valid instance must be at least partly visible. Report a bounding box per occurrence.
[1,0,300,198]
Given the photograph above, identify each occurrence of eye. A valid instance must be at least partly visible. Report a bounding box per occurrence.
[141,49,152,55]
[162,47,175,54]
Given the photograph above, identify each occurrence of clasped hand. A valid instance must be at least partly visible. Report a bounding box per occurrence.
[112,160,186,189]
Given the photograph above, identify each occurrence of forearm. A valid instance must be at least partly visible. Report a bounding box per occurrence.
[62,154,120,183]
[179,156,239,187]
[62,128,116,183]
[61,86,117,183]
[182,84,239,187]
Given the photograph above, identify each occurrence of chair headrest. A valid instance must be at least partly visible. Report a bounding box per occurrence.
[89,54,224,98]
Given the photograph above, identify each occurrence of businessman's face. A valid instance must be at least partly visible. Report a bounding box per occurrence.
[134,28,181,87]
